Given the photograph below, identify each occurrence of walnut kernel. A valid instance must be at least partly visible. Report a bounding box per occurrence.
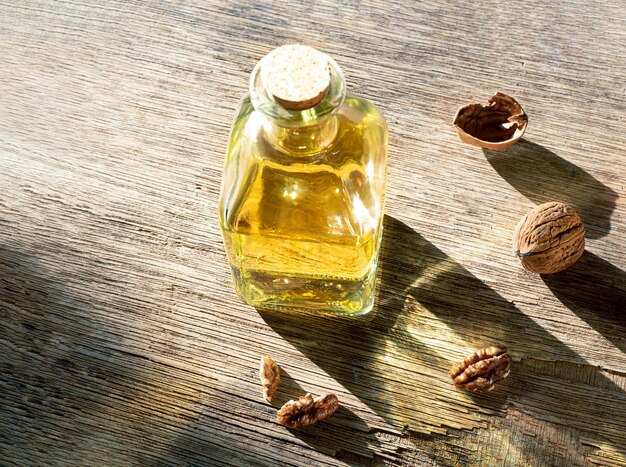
[450,346,511,393]
[259,356,280,402]
[277,393,339,429]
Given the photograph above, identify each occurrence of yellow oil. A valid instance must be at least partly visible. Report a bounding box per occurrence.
[220,96,387,315]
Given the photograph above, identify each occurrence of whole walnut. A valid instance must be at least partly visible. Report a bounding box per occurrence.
[512,202,585,274]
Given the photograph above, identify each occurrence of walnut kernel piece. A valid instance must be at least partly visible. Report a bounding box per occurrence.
[513,201,585,274]
[259,356,280,402]
[277,393,339,429]
[450,346,511,393]
[453,92,528,150]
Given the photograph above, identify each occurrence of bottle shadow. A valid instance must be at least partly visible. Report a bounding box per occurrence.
[482,139,618,239]
[258,215,626,463]
[542,251,626,354]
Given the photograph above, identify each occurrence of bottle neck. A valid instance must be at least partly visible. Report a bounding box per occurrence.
[249,50,346,155]
[263,115,338,155]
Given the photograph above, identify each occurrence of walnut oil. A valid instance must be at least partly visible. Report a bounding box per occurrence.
[219,45,388,315]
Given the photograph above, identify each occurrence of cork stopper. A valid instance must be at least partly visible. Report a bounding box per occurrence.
[260,44,331,111]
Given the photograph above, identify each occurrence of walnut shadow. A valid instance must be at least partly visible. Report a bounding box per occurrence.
[287,405,384,466]
[268,368,384,464]
[542,251,626,354]
[483,140,618,239]
[270,367,307,408]
[259,216,626,464]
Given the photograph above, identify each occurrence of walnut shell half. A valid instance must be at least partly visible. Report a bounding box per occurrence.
[453,92,528,150]
[512,202,585,274]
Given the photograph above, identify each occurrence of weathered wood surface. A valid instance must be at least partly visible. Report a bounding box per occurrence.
[1,1,625,465]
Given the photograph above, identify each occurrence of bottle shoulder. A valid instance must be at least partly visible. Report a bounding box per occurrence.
[232,94,386,139]
[222,93,387,176]
[340,94,387,127]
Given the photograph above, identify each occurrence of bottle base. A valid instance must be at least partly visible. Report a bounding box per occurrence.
[230,266,377,316]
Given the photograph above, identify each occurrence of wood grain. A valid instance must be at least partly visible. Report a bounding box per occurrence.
[1,1,625,465]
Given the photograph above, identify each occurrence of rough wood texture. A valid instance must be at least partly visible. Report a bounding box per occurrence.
[1,1,625,466]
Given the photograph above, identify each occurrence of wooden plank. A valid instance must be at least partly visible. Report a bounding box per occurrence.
[0,1,624,465]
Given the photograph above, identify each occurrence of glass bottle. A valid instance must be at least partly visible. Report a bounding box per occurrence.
[219,44,388,316]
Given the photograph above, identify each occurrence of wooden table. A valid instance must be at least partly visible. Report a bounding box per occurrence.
[1,2,625,465]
